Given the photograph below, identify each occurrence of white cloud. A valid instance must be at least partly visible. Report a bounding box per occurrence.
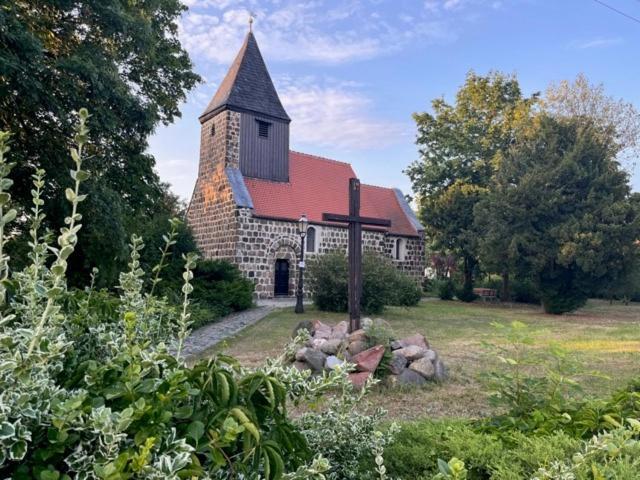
[277,77,410,149]
[179,0,453,65]
[570,36,624,49]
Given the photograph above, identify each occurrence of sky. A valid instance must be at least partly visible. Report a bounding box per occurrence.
[149,0,640,201]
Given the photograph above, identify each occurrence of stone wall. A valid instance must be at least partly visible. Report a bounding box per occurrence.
[233,211,424,299]
[187,110,241,260]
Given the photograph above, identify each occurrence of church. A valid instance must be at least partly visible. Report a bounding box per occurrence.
[187,30,425,299]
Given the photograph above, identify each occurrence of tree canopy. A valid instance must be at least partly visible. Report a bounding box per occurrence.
[0,0,200,285]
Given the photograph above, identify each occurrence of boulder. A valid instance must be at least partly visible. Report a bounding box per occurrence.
[310,338,327,350]
[292,319,314,338]
[423,349,438,362]
[434,358,447,382]
[312,320,332,339]
[394,345,427,362]
[389,352,408,375]
[295,347,308,362]
[398,369,427,386]
[293,361,309,371]
[391,334,429,351]
[325,355,344,370]
[348,371,371,389]
[347,340,367,356]
[320,338,343,355]
[352,345,385,373]
[330,321,349,339]
[409,357,435,380]
[348,329,367,343]
[305,349,327,373]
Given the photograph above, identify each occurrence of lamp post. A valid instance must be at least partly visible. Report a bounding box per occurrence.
[295,213,309,314]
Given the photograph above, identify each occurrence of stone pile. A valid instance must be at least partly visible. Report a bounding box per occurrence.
[292,319,446,388]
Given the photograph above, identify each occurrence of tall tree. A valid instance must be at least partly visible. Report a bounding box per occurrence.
[476,115,640,313]
[0,0,200,284]
[407,71,536,299]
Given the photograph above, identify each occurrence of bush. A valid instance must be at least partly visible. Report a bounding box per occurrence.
[455,282,476,302]
[434,279,455,300]
[510,277,541,304]
[307,251,421,314]
[385,419,579,480]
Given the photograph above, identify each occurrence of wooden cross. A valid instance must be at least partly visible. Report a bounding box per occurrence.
[323,178,391,332]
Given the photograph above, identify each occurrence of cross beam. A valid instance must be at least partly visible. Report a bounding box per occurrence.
[322,178,391,332]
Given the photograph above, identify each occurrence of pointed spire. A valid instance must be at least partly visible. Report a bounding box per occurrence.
[200,31,290,123]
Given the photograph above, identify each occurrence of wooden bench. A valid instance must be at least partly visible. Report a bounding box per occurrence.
[473,288,498,302]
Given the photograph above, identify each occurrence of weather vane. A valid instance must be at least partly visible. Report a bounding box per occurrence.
[248,12,255,32]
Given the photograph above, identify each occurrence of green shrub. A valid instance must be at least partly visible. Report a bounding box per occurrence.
[455,282,476,302]
[307,251,421,314]
[434,279,455,300]
[385,419,579,480]
[510,277,541,304]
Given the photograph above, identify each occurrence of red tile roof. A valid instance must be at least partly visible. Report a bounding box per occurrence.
[243,151,421,237]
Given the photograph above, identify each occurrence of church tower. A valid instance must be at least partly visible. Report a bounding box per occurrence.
[188,30,290,261]
[198,31,290,181]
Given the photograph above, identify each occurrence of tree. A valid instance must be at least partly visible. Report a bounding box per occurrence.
[544,73,640,161]
[0,0,200,285]
[477,114,640,313]
[407,71,536,299]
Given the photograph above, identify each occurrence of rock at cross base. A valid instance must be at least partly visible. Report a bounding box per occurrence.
[348,329,367,343]
[394,345,427,362]
[292,320,314,338]
[325,355,344,370]
[389,352,408,375]
[409,357,435,380]
[391,334,429,351]
[348,371,371,389]
[434,358,448,381]
[295,347,308,362]
[352,345,385,373]
[398,369,427,386]
[347,340,367,356]
[320,338,343,355]
[423,349,438,362]
[309,338,327,350]
[293,361,308,371]
[305,349,327,373]
[312,320,332,339]
[330,321,349,339]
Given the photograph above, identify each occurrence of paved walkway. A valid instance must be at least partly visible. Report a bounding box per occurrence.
[182,306,274,359]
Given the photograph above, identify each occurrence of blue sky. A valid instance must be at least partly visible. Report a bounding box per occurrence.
[149,0,640,200]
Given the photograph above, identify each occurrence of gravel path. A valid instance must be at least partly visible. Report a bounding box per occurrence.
[182,306,274,359]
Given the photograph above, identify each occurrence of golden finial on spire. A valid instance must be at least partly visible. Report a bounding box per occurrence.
[248,12,254,32]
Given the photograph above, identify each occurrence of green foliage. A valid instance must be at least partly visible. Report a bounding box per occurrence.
[0,117,341,479]
[385,419,579,480]
[476,114,640,313]
[1,0,200,287]
[434,279,455,300]
[408,71,537,295]
[190,260,254,318]
[455,282,476,302]
[307,251,421,314]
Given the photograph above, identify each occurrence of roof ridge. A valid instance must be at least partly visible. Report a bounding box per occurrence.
[361,182,394,191]
[289,150,352,167]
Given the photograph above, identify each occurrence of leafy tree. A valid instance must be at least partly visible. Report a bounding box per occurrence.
[476,115,640,313]
[407,71,536,299]
[0,0,200,285]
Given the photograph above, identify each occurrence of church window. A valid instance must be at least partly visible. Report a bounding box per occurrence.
[306,226,316,253]
[395,238,406,261]
[210,124,215,136]
[257,120,270,138]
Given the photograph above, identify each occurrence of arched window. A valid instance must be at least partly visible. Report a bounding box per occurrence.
[395,238,405,261]
[306,226,316,253]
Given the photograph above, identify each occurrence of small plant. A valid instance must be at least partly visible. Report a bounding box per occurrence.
[435,457,467,479]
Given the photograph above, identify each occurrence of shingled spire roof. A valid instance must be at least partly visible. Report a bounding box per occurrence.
[200,32,290,123]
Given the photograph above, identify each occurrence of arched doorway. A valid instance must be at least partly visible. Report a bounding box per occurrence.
[274,259,290,296]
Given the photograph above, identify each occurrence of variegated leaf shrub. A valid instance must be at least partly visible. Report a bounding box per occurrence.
[0,111,394,479]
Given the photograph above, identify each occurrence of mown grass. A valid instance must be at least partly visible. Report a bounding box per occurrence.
[209,299,640,420]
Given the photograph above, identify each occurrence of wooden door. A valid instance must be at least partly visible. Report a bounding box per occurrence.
[274,259,289,296]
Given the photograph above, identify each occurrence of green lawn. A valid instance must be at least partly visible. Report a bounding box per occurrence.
[210,299,640,420]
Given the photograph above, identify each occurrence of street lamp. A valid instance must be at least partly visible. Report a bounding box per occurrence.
[295,213,309,314]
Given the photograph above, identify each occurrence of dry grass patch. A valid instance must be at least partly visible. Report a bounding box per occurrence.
[210,299,640,420]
